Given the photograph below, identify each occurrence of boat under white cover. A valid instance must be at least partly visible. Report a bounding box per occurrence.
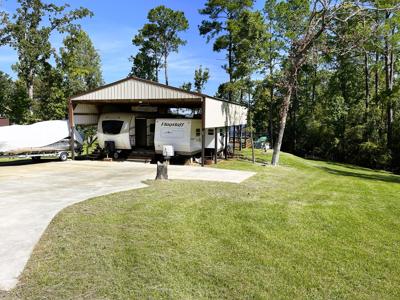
[0,120,82,154]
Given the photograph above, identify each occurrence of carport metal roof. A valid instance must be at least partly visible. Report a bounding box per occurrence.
[71,76,204,105]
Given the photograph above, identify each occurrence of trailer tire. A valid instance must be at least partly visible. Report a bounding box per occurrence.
[32,156,41,162]
[59,152,68,161]
[113,152,119,160]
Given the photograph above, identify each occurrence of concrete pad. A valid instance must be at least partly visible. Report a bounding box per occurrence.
[0,160,255,290]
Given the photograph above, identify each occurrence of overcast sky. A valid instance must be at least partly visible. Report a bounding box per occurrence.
[0,0,264,95]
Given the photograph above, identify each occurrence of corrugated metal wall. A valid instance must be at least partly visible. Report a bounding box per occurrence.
[204,97,248,128]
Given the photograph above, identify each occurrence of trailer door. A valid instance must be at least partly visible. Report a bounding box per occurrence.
[135,118,147,147]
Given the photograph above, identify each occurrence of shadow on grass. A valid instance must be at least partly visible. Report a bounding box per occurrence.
[0,158,58,167]
[318,166,400,184]
[324,160,386,173]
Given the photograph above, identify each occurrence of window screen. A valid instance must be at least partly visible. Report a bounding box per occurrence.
[102,120,124,135]
[208,129,214,135]
[196,128,201,137]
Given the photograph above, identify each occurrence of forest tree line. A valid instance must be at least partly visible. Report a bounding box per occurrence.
[1,0,400,170]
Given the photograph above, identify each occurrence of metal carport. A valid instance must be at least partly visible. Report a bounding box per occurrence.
[68,76,248,165]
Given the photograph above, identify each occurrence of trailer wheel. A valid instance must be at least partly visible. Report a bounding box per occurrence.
[113,152,119,160]
[59,152,68,161]
[32,156,41,162]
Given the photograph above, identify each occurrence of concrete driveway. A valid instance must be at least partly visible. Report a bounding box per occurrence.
[0,160,255,291]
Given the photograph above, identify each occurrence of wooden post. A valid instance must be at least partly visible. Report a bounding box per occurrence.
[68,100,75,160]
[214,127,218,164]
[155,161,168,179]
[224,126,228,159]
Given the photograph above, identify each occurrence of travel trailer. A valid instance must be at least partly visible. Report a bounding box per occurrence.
[154,118,225,155]
[97,113,226,157]
[97,113,155,151]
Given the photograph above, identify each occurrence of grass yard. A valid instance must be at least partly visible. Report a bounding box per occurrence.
[4,151,400,299]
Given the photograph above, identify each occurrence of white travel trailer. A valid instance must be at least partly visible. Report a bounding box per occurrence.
[154,119,224,156]
[97,114,226,157]
[154,118,201,155]
[154,118,226,156]
[97,113,155,150]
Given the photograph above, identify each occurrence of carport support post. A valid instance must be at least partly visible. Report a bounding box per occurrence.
[239,125,242,151]
[201,99,205,167]
[224,126,228,159]
[68,100,75,160]
[233,126,236,156]
[244,127,247,148]
[201,129,205,167]
[214,128,218,164]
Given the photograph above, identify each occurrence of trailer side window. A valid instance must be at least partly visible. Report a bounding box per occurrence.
[102,120,124,135]
[208,129,214,135]
[196,128,201,137]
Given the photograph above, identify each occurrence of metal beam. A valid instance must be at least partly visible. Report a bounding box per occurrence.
[201,129,205,167]
[71,98,203,107]
[201,98,205,167]
[68,100,75,160]
[214,128,218,164]
[233,126,236,156]
[239,125,242,151]
[224,126,228,160]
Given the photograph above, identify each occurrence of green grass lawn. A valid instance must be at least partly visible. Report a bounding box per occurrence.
[4,151,400,299]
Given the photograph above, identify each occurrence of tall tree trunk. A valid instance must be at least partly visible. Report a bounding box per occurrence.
[164,53,169,86]
[228,37,233,101]
[28,83,34,100]
[384,13,394,151]
[311,48,317,112]
[248,92,255,164]
[374,10,380,98]
[364,51,370,114]
[270,15,326,166]
[293,86,298,153]
[269,85,274,148]
[387,45,394,151]
[311,68,316,109]
[375,51,379,97]
[271,84,294,166]
[271,75,297,166]
[155,65,159,83]
[268,24,274,147]
[27,69,34,114]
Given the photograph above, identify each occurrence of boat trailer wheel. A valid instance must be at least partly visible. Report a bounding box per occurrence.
[59,152,68,161]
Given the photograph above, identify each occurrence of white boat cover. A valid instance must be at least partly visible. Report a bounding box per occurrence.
[0,120,83,153]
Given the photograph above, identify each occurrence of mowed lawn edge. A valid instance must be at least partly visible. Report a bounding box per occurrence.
[4,151,400,299]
